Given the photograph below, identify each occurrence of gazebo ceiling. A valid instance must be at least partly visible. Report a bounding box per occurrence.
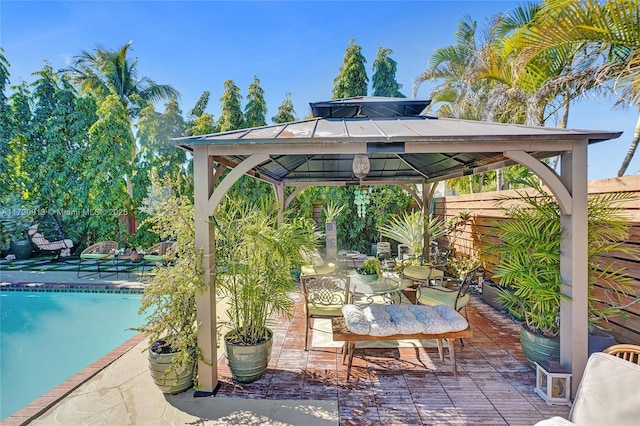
[174,97,622,186]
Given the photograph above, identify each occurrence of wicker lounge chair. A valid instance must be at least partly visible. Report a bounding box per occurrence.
[535,351,640,425]
[603,343,640,365]
[141,241,176,275]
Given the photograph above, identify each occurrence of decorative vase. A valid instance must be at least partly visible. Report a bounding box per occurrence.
[147,349,194,394]
[520,326,560,368]
[325,220,337,259]
[225,329,273,383]
[10,239,33,260]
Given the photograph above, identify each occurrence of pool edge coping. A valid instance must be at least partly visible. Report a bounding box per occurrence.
[1,333,147,426]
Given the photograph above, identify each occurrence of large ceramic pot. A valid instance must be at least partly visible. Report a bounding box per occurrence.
[147,349,194,394]
[520,326,560,368]
[225,329,273,383]
[10,239,32,260]
[356,272,379,283]
[588,329,617,356]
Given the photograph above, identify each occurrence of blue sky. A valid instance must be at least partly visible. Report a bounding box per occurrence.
[2,0,638,180]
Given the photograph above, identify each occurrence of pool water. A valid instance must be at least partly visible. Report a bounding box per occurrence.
[0,291,145,421]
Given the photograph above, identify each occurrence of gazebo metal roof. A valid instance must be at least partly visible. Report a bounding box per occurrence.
[175,97,621,186]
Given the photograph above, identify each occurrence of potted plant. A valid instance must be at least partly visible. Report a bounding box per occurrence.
[446,252,481,281]
[378,211,447,261]
[214,197,320,383]
[133,174,205,394]
[492,178,639,366]
[0,194,34,260]
[356,257,382,283]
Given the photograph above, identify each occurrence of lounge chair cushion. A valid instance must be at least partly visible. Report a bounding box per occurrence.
[306,304,344,317]
[81,253,114,260]
[403,265,444,280]
[535,352,640,426]
[417,287,470,309]
[341,303,468,337]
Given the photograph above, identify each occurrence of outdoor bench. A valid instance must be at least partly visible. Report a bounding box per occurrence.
[331,303,472,381]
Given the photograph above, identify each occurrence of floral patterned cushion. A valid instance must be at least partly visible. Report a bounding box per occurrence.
[341,303,468,337]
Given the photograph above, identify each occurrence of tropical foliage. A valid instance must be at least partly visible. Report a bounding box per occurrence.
[492,178,638,337]
[372,46,405,97]
[378,211,447,258]
[244,76,267,127]
[332,37,369,99]
[424,1,638,184]
[272,92,297,124]
[213,197,320,346]
[133,173,205,387]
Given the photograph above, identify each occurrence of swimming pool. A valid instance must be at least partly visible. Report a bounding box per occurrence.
[0,289,145,421]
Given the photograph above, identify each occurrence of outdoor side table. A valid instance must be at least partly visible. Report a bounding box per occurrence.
[348,271,402,304]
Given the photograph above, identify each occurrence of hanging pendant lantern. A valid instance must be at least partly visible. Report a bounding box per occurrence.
[352,154,370,179]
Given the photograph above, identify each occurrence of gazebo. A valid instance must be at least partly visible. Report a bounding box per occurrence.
[174,96,622,396]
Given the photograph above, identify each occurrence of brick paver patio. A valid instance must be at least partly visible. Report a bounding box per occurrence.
[215,290,571,425]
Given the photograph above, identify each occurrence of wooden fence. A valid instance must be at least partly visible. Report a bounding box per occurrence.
[432,175,640,345]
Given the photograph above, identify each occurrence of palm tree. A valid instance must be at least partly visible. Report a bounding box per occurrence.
[65,41,179,119]
[510,0,640,176]
[64,41,180,233]
[413,16,480,118]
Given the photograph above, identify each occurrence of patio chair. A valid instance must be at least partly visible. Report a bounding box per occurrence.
[28,224,74,261]
[300,250,336,275]
[402,264,445,287]
[141,241,177,275]
[416,266,480,320]
[535,352,640,426]
[300,274,351,351]
[77,241,118,278]
[603,343,640,365]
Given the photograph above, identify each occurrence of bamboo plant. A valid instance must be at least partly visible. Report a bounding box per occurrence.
[213,197,320,346]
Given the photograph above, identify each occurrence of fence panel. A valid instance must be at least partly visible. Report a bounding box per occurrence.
[433,176,640,345]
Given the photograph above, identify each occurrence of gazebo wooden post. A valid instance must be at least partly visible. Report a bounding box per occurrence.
[274,181,285,225]
[422,182,429,262]
[193,147,218,393]
[560,143,590,396]
[505,147,590,398]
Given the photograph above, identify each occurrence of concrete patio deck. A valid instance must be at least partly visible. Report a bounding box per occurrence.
[1,269,571,425]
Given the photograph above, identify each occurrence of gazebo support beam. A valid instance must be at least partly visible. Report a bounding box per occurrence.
[560,144,589,396]
[194,153,271,393]
[193,147,218,393]
[505,147,589,397]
